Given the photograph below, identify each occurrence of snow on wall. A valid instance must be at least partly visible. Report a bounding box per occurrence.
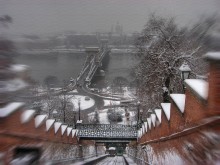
[67,127,72,136]
[144,122,148,132]
[21,109,35,123]
[155,109,162,123]
[0,102,24,117]
[61,125,68,135]
[54,122,62,134]
[72,129,76,137]
[138,130,141,138]
[185,79,208,100]
[140,128,143,137]
[35,115,47,128]
[205,51,220,60]
[161,103,171,121]
[142,123,145,134]
[46,119,55,131]
[147,118,152,130]
[151,114,156,127]
[170,94,186,113]
[155,149,185,165]
[10,64,29,72]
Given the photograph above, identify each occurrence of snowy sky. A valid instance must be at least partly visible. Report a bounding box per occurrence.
[0,0,220,35]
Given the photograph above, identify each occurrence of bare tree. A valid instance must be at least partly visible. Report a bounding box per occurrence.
[135,14,215,108]
[112,76,129,94]
[0,15,12,27]
[44,90,60,118]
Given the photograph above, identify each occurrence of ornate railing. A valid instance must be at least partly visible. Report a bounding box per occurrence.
[77,124,137,139]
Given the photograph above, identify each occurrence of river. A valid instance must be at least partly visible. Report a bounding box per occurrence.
[14,51,138,88]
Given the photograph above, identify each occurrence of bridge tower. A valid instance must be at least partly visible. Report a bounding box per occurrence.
[100,39,108,51]
[85,47,100,66]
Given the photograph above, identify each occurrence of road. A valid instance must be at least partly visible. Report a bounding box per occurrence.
[95,156,126,165]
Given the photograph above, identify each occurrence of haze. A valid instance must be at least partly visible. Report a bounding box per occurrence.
[0,0,220,35]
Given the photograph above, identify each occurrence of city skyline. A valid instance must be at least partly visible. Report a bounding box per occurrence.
[0,0,220,35]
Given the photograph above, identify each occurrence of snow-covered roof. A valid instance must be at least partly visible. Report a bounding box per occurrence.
[52,110,58,114]
[46,119,55,131]
[161,103,171,121]
[77,120,83,124]
[170,94,186,113]
[151,114,156,127]
[109,147,116,150]
[21,109,35,123]
[154,109,162,123]
[61,125,68,135]
[179,63,191,72]
[185,79,208,100]
[0,79,28,93]
[147,118,152,130]
[35,115,47,128]
[67,127,72,136]
[54,122,62,134]
[205,52,220,60]
[0,102,24,118]
[72,129,76,138]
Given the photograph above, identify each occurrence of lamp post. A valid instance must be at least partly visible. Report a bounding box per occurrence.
[73,113,76,129]
[140,109,143,127]
[179,62,191,93]
[78,99,81,121]
[137,101,141,129]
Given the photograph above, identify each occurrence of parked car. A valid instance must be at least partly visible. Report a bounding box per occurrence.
[85,96,90,101]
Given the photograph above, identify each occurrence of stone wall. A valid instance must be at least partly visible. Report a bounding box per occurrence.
[134,52,220,165]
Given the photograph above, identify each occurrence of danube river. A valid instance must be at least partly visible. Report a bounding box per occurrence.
[15,51,138,88]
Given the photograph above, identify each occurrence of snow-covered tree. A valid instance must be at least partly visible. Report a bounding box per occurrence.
[135,14,215,108]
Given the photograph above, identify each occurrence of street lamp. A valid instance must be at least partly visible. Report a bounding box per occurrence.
[78,98,81,121]
[73,112,76,129]
[140,109,143,127]
[137,101,141,129]
[179,62,191,93]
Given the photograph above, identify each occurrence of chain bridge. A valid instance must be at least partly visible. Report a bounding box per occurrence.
[76,39,110,86]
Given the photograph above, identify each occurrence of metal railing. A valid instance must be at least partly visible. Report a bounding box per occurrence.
[48,153,105,164]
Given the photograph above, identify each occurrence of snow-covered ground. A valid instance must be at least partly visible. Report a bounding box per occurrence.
[67,89,78,94]
[98,109,109,124]
[99,87,136,100]
[69,95,95,111]
[123,87,136,99]
[103,100,120,106]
